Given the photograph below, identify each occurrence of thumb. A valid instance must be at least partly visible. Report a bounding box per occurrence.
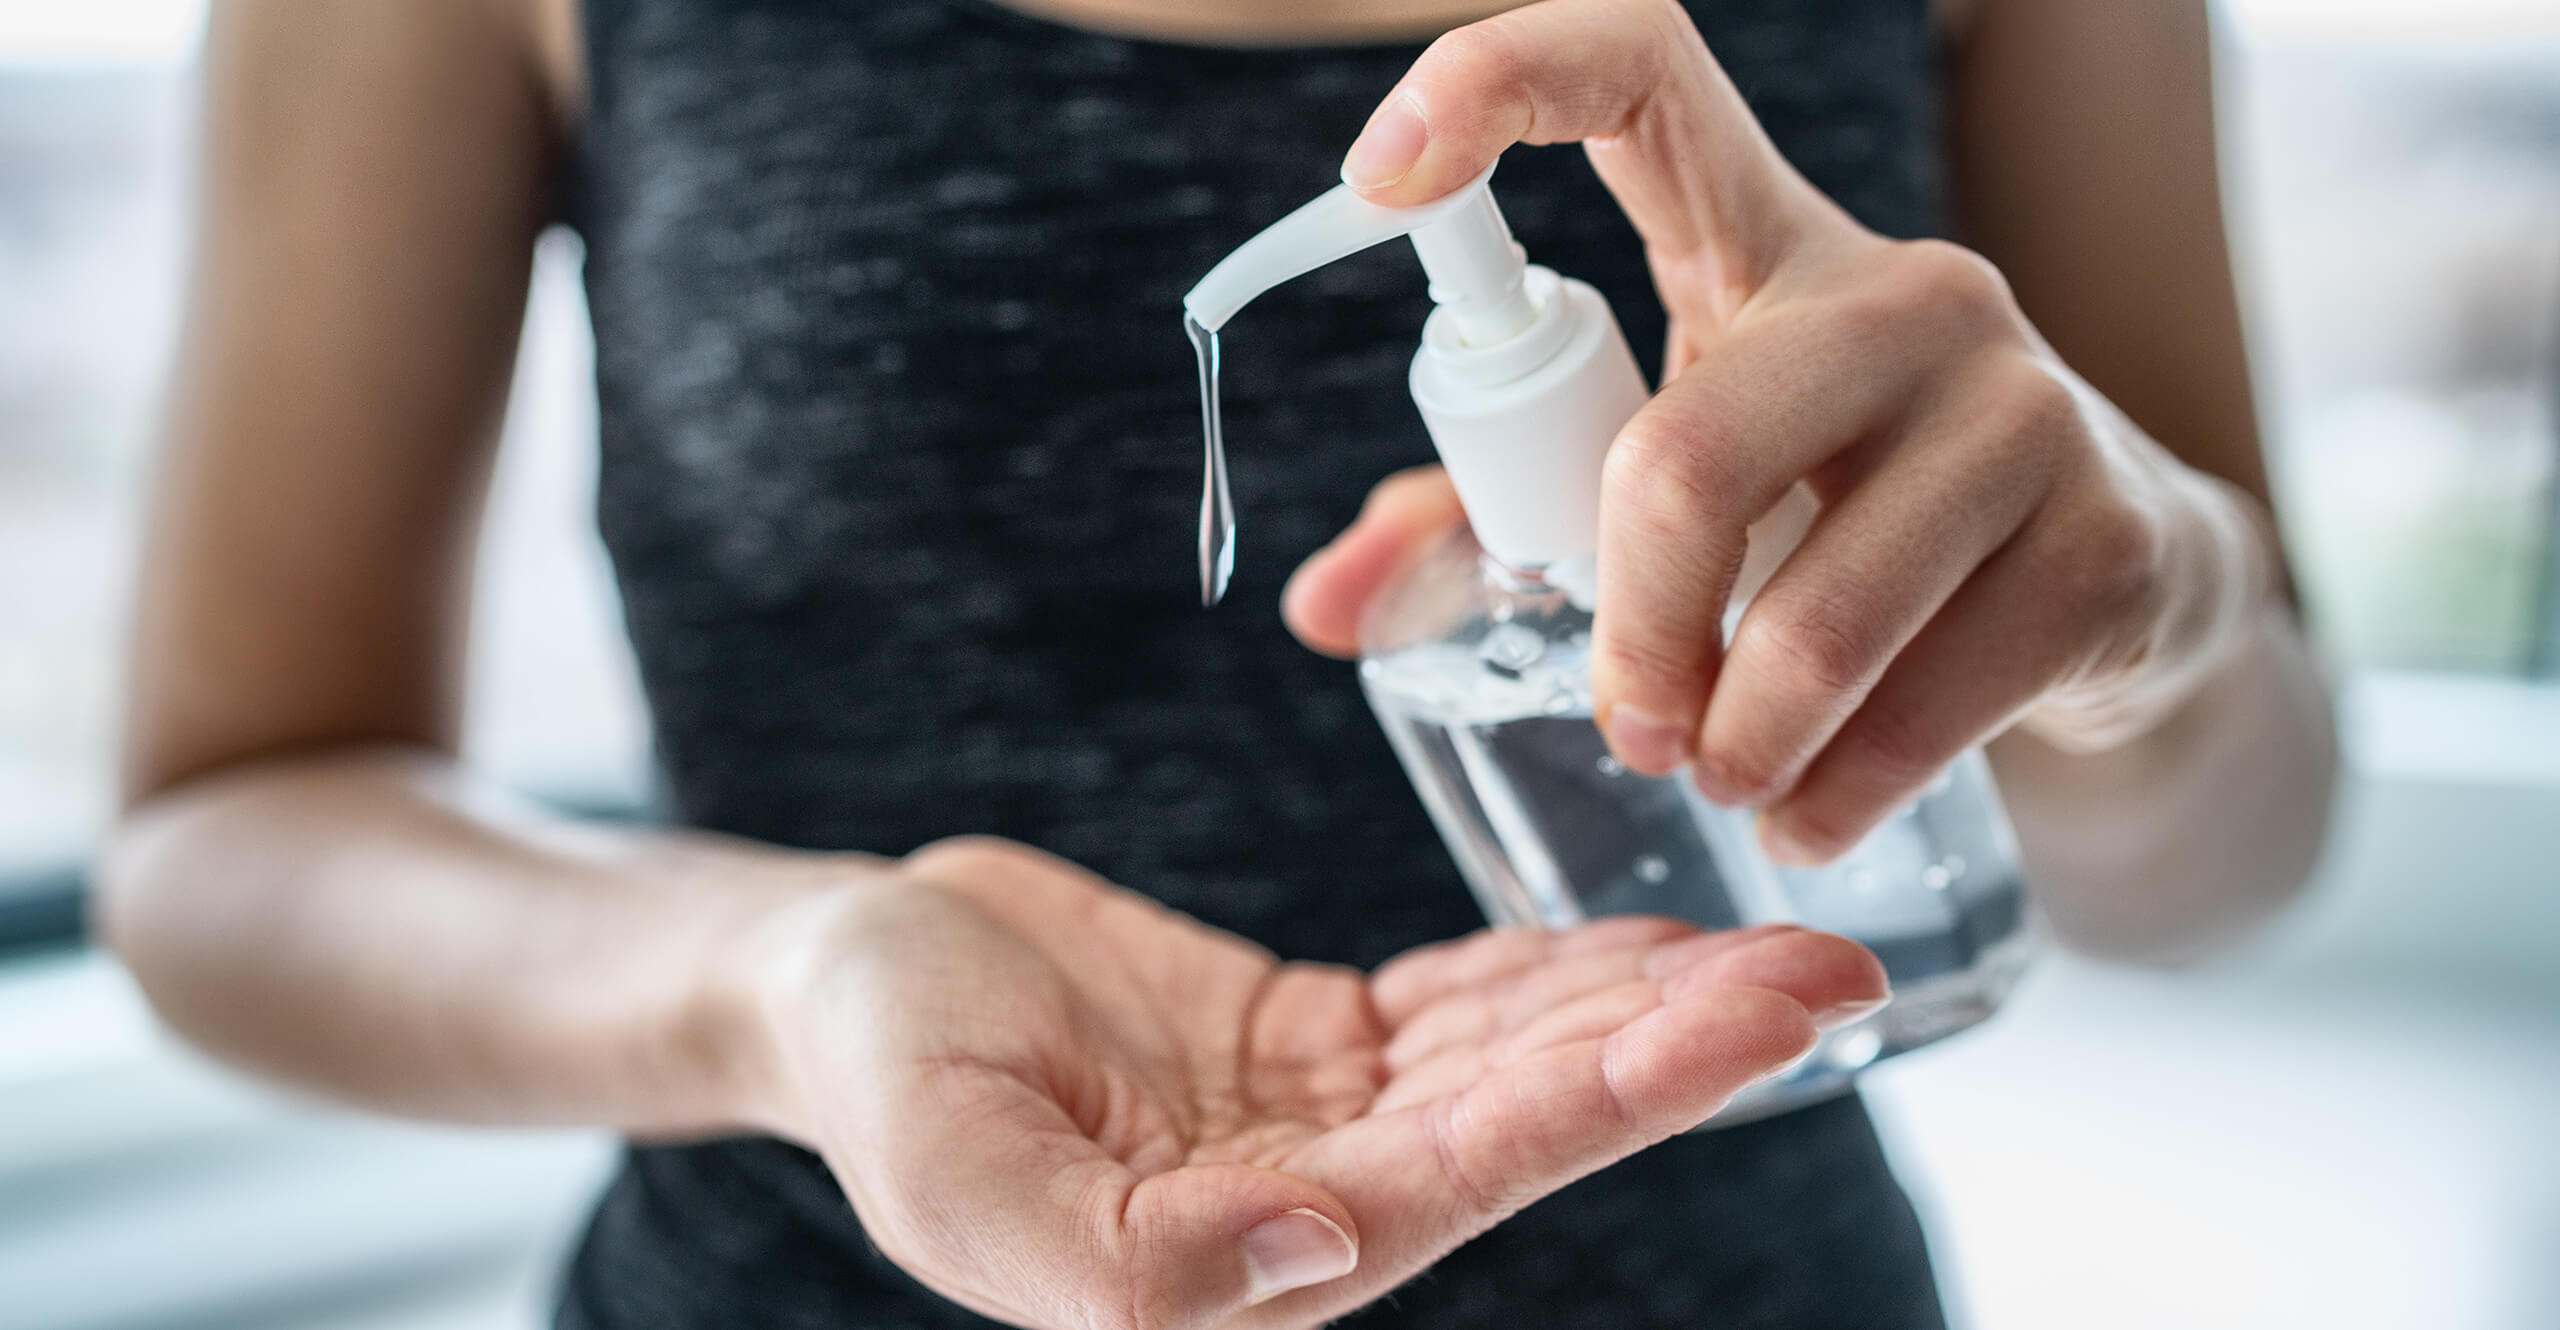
[1124,1163,1363,1317]
[1283,465,1466,658]
[853,1061,1360,1329]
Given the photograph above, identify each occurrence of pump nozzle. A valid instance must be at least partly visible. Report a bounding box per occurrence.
[1181,162,1650,580]
[1183,166,1536,346]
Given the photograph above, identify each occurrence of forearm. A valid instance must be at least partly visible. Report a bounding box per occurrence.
[97,745,850,1134]
[1990,605,2337,963]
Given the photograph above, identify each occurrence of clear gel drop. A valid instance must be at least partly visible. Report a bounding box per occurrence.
[1186,313,1235,607]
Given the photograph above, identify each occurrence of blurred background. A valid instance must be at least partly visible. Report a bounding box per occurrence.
[1,2,2554,1327]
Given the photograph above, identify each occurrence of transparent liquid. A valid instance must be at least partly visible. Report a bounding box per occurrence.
[1185,314,1236,607]
[1360,537,2033,1122]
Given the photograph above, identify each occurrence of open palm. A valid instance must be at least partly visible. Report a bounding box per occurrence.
[765,838,1884,1330]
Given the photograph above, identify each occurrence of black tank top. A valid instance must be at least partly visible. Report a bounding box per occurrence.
[562,2,1949,1325]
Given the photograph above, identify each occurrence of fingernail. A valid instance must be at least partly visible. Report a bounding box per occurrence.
[1244,1208,1357,1305]
[1342,94,1427,190]
[1748,1037,1823,1087]
[1814,993,1893,1032]
[1605,704,1689,776]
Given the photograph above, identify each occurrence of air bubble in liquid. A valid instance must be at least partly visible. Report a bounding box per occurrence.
[1477,622,1545,672]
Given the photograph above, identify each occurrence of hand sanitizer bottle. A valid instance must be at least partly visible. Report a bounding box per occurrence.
[1185,165,2032,1120]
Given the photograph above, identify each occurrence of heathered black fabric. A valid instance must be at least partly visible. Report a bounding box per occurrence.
[563,1,1950,1325]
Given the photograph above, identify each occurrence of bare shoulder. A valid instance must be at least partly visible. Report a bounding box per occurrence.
[1931,0,1984,41]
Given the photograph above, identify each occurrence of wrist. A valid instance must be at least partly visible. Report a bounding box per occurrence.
[686,851,898,1143]
[2023,470,2275,753]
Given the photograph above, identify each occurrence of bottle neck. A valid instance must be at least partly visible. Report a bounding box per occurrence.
[1480,551,1553,595]
[1480,546,1599,613]
[1410,273,1648,580]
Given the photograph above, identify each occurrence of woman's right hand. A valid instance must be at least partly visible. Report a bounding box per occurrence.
[738,836,1886,1329]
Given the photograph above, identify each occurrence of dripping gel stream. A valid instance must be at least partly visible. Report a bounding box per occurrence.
[1187,313,1235,606]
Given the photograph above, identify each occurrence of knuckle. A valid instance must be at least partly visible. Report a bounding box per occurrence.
[1820,281,1907,347]
[1597,624,1706,703]
[2066,499,2167,620]
[1743,591,1888,699]
[1841,703,1953,790]
[1964,356,2086,482]
[1895,239,2016,319]
[1422,20,1527,93]
[1604,415,1742,535]
[1999,358,2088,443]
[1823,240,2017,352]
[1695,741,1785,803]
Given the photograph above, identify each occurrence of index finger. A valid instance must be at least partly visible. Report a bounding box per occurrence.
[1341,0,1848,317]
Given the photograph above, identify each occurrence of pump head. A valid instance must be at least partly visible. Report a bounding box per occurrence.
[1183,167,1540,347]
[1183,163,1650,576]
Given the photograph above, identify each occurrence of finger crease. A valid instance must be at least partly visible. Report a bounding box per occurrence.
[1427,1095,1503,1219]
[1597,1037,1643,1134]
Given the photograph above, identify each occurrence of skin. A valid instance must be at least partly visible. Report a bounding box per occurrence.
[991,0,1540,44]
[109,757,1880,1324]
[100,0,2334,1326]
[1284,0,2338,959]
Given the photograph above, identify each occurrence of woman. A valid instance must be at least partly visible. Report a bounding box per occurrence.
[102,0,2335,1326]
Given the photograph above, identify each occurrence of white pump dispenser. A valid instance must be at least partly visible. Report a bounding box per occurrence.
[1183,164,2034,1124]
[1183,166,1649,575]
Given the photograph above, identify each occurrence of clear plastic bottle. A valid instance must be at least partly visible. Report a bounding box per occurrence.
[1357,529,2032,1120]
[1183,163,2033,1120]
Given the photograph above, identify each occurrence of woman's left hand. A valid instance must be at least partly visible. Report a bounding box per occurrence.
[1284,0,2272,864]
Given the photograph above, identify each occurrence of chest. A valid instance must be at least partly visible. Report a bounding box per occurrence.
[569,0,1941,604]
